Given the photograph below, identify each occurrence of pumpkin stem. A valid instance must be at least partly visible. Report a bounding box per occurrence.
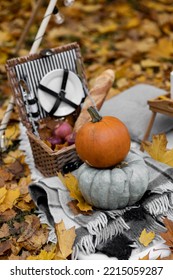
[87,106,102,123]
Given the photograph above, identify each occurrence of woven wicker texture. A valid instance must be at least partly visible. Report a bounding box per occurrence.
[27,130,80,177]
[6,42,87,177]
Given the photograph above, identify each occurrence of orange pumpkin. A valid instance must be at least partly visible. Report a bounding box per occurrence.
[75,106,131,168]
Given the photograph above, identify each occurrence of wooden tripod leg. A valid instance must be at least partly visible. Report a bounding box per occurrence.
[140,111,156,151]
[14,0,44,54]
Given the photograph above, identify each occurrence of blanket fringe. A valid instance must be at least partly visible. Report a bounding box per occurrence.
[105,206,140,219]
[38,211,57,243]
[72,216,130,259]
[150,181,173,195]
[72,234,95,260]
[125,215,166,249]
[85,212,108,235]
[144,194,173,217]
[95,216,130,247]
[165,208,173,220]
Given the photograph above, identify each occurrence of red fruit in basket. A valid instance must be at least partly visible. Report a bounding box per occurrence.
[47,136,63,149]
[65,132,76,146]
[53,121,73,140]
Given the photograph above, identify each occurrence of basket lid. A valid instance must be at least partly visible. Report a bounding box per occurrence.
[6,42,88,135]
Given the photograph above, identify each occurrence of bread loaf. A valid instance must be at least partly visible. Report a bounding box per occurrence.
[74,69,115,132]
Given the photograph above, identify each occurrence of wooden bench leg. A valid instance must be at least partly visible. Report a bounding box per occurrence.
[140,112,156,151]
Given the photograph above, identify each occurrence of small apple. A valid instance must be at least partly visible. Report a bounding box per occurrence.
[47,136,63,149]
[53,121,73,139]
[65,132,76,145]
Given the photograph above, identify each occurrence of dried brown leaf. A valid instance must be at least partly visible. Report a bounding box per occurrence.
[20,228,49,251]
[18,175,31,195]
[0,223,10,238]
[0,178,5,188]
[0,209,17,223]
[0,240,11,256]
[0,168,14,182]
[17,215,40,242]
[160,218,173,249]
[7,159,24,178]
[10,238,23,256]
[8,251,30,260]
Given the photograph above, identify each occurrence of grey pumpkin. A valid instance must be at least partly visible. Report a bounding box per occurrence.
[77,152,149,210]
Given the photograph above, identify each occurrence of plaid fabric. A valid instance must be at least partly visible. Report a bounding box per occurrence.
[29,149,173,260]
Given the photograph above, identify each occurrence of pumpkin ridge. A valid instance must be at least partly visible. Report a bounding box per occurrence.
[128,163,148,205]
[117,165,132,206]
[109,169,119,208]
[127,167,135,205]
[90,170,103,207]
[77,164,90,201]
[99,169,111,209]
[77,152,149,210]
[89,168,99,206]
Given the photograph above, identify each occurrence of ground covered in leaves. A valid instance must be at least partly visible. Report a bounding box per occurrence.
[0,0,173,260]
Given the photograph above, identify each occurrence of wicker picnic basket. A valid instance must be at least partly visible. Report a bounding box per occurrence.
[6,42,88,177]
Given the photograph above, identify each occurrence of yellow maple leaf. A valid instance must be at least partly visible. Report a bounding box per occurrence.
[115,3,132,16]
[140,59,160,68]
[58,172,92,212]
[0,187,8,204]
[142,134,173,167]
[54,220,76,260]
[149,37,173,60]
[16,200,35,211]
[4,123,20,146]
[27,248,56,260]
[126,17,140,29]
[3,150,23,165]
[0,188,20,212]
[75,3,102,13]
[97,21,118,34]
[139,229,155,247]
[144,1,173,12]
